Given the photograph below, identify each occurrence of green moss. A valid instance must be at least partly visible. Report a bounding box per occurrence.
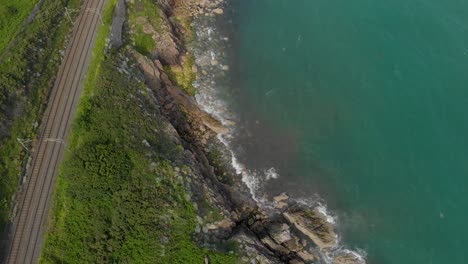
[0,0,81,228]
[175,15,195,44]
[134,30,155,56]
[164,54,197,95]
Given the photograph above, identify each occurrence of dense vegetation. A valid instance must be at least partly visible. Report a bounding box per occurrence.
[41,0,235,262]
[41,43,235,264]
[0,0,80,228]
[0,0,39,54]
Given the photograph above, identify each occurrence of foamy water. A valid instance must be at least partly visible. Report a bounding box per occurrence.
[190,16,366,264]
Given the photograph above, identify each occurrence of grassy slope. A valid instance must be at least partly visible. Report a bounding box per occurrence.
[127,0,159,56]
[0,0,39,54]
[0,0,81,228]
[41,0,235,262]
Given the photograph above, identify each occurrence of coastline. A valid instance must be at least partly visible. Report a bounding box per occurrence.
[138,0,367,263]
[3,0,369,262]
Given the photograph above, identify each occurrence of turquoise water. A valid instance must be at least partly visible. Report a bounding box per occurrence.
[230,0,468,263]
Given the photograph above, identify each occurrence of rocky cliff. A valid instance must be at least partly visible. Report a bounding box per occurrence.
[122,0,365,263]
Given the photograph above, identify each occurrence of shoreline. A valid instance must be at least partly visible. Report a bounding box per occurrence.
[140,0,367,263]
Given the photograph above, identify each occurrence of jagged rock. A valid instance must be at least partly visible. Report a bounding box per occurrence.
[267,223,291,244]
[283,205,337,249]
[132,48,228,141]
[283,237,301,252]
[260,237,290,256]
[333,252,365,264]
[132,50,162,90]
[297,250,316,262]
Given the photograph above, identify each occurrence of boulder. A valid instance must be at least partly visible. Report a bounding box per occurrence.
[297,250,316,262]
[283,237,301,252]
[213,8,224,14]
[282,205,337,249]
[333,252,366,264]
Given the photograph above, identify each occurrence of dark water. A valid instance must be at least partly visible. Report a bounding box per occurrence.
[225,0,468,263]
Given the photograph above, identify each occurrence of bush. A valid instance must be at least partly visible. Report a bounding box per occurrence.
[41,51,236,263]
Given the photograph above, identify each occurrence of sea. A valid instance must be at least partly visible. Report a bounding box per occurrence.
[193,0,468,263]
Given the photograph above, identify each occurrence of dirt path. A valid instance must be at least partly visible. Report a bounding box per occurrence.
[5,0,107,262]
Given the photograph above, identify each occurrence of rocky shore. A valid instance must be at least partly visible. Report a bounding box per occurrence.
[121,0,366,263]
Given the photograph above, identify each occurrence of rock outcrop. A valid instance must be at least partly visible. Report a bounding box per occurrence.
[333,252,366,264]
[127,0,366,263]
[283,205,337,249]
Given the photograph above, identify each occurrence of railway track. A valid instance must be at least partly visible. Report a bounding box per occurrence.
[5,0,107,263]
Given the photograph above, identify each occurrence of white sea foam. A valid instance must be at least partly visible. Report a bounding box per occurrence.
[192,22,281,202]
[264,167,279,180]
[316,202,337,225]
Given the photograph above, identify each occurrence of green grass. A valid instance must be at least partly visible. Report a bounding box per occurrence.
[127,0,160,56]
[134,31,155,56]
[0,0,39,54]
[164,54,197,95]
[40,1,236,262]
[128,0,161,32]
[0,0,81,228]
